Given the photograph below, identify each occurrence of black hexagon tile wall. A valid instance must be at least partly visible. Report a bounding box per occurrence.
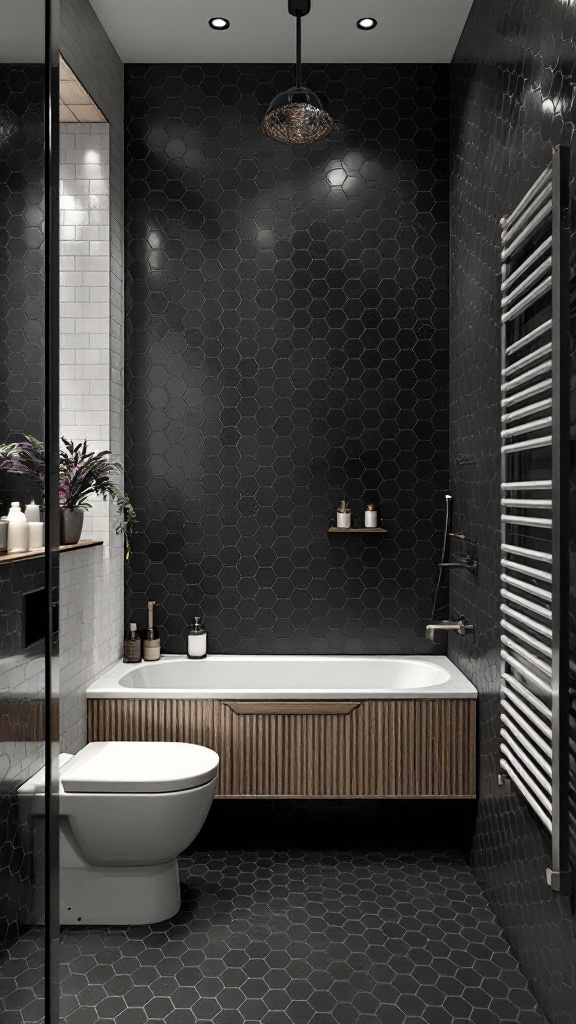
[125,63,450,655]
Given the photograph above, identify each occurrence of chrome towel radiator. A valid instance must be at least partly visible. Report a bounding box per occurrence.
[499,145,571,893]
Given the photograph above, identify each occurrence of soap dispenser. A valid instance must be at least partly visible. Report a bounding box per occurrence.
[187,616,207,660]
[142,600,161,661]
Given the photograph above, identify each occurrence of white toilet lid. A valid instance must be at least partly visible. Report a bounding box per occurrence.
[60,741,219,794]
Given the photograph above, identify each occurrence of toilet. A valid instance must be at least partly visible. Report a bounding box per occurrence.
[19,741,219,926]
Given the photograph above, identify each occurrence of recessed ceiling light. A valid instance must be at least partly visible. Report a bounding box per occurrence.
[357,17,377,29]
[209,17,230,29]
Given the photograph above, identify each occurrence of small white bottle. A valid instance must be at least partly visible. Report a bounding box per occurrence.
[25,500,40,522]
[7,502,29,553]
[187,617,207,659]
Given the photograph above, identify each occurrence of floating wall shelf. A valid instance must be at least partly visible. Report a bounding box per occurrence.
[327,526,389,534]
[0,539,103,566]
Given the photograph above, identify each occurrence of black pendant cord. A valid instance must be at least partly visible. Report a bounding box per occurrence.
[296,14,302,87]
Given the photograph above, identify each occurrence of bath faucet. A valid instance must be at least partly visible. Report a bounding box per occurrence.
[425,617,474,642]
[438,554,478,576]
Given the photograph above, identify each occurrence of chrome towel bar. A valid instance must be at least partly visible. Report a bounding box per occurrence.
[501,237,551,291]
[500,361,552,390]
[502,399,552,423]
[501,166,551,229]
[501,199,552,259]
[502,674,552,719]
[501,181,552,242]
[501,588,552,619]
[506,317,551,356]
[501,342,552,376]
[501,479,552,490]
[501,258,552,306]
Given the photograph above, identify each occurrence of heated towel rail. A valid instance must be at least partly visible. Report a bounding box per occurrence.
[499,145,571,892]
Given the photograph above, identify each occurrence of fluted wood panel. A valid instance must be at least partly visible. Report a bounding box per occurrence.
[88,698,476,798]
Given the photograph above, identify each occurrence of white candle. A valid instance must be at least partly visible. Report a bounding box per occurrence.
[28,522,44,549]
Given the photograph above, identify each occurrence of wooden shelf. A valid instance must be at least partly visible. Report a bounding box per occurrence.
[328,526,389,534]
[0,539,103,566]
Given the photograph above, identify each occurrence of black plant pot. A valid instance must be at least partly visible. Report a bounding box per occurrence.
[60,508,84,546]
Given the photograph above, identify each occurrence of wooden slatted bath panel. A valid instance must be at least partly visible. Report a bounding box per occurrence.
[87,698,477,798]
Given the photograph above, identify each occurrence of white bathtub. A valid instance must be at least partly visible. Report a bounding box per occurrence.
[87,655,476,701]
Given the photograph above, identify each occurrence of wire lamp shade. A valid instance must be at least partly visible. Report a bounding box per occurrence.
[261,0,333,144]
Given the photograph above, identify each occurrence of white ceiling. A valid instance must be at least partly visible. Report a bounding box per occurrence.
[0,1,44,62]
[88,0,474,64]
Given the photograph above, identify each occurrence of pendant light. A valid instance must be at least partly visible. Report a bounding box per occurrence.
[261,0,333,144]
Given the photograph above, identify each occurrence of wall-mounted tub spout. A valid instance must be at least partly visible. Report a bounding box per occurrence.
[426,617,475,641]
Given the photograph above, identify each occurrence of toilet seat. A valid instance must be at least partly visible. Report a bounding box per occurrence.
[60,741,219,794]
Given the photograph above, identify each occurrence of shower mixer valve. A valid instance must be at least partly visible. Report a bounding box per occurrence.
[439,553,478,576]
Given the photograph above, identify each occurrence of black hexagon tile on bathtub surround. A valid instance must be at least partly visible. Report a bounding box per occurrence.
[0,849,546,1024]
[124,63,450,656]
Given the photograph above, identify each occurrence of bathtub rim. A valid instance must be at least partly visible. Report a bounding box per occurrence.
[87,654,477,700]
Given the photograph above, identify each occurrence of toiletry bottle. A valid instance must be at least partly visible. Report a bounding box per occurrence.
[142,600,161,661]
[123,622,142,663]
[25,500,40,523]
[7,502,29,553]
[364,503,378,527]
[187,616,207,660]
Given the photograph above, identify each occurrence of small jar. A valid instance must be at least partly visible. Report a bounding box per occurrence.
[364,504,378,527]
[123,622,142,663]
[28,521,44,549]
[187,616,207,659]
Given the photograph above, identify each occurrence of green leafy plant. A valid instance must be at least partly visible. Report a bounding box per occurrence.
[0,435,136,558]
[337,499,351,513]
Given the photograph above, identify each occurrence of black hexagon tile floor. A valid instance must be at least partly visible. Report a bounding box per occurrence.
[2,849,546,1023]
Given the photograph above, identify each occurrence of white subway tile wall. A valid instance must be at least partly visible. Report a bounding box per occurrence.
[59,122,124,753]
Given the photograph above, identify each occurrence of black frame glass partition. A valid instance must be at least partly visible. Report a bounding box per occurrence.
[0,2,59,1021]
[45,0,60,1019]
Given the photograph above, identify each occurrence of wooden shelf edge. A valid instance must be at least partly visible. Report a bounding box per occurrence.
[59,539,104,554]
[328,526,389,534]
[0,539,103,566]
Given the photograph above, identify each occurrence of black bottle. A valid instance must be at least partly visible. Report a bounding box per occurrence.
[123,622,142,663]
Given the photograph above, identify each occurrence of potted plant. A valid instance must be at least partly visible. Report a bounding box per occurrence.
[59,439,135,550]
[0,435,136,557]
[336,499,352,528]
